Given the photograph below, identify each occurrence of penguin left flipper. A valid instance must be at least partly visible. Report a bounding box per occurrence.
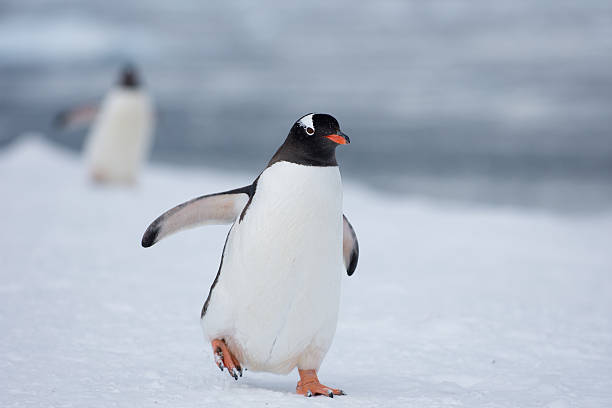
[141,185,255,248]
[53,104,99,130]
[343,215,359,276]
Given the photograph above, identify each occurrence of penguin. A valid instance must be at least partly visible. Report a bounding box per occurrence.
[141,113,359,397]
[55,65,154,184]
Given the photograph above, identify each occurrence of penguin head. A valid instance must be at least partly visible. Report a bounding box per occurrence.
[289,113,350,146]
[118,64,140,89]
[269,113,350,167]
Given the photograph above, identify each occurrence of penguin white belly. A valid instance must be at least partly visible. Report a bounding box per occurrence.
[84,89,153,183]
[202,162,344,374]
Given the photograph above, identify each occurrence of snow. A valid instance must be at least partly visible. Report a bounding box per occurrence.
[1,135,611,407]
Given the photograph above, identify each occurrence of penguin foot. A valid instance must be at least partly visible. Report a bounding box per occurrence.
[211,339,242,380]
[91,170,109,184]
[296,369,345,398]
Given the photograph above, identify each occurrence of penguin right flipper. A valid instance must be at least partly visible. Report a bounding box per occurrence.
[141,184,255,248]
[342,215,359,276]
[53,104,99,129]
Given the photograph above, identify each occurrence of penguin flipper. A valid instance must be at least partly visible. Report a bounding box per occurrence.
[141,185,254,247]
[343,214,359,276]
[53,104,99,129]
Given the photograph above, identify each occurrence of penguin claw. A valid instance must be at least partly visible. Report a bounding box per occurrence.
[211,339,243,381]
[214,351,224,371]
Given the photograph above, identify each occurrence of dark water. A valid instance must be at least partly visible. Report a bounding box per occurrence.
[1,1,611,212]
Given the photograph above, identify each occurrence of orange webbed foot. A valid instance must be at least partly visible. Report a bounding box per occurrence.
[296,369,345,398]
[211,339,243,380]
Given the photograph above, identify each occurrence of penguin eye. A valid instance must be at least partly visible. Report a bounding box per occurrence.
[306,127,315,135]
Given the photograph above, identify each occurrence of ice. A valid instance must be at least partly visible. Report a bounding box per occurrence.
[1,135,611,407]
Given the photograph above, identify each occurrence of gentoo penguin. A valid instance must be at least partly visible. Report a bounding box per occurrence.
[56,65,154,184]
[141,113,359,397]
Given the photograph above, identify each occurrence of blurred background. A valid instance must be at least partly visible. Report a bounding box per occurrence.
[1,0,611,212]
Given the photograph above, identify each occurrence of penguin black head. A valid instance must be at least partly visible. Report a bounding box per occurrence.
[118,64,140,89]
[268,113,350,167]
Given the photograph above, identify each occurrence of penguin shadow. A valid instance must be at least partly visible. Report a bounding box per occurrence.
[237,372,297,395]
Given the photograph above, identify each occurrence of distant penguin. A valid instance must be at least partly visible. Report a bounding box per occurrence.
[56,65,154,184]
[141,113,359,397]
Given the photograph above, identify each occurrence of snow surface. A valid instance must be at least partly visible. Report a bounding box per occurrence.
[1,136,611,407]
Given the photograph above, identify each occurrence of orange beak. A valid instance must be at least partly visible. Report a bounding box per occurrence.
[325,131,350,145]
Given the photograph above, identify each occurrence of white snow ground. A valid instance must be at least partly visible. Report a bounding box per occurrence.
[1,136,611,407]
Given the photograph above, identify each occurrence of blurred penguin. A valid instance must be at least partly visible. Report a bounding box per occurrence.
[55,65,155,184]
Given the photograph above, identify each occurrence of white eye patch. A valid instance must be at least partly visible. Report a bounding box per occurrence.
[297,113,315,132]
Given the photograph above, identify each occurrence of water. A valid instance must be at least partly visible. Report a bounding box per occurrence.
[1,0,611,212]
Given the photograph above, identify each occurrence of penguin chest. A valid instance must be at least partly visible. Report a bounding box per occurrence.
[203,162,344,372]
